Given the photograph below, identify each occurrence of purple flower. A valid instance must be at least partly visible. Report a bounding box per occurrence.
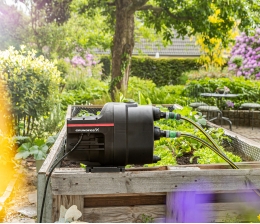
[228,29,260,79]
[226,100,234,108]
[71,56,86,66]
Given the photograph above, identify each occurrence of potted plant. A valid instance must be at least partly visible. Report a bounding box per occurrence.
[15,135,57,172]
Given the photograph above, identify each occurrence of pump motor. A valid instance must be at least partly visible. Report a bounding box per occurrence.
[66,102,180,169]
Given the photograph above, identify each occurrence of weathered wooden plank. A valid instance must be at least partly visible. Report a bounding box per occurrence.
[51,168,260,195]
[177,161,260,169]
[52,195,84,222]
[83,205,165,223]
[84,193,166,207]
[39,124,66,174]
[37,173,53,223]
[37,124,67,223]
[166,191,196,223]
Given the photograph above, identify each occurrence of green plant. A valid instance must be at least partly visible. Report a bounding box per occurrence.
[148,106,241,167]
[221,213,242,223]
[140,214,154,223]
[31,103,65,139]
[15,135,57,160]
[186,66,233,80]
[0,46,61,136]
[77,110,96,117]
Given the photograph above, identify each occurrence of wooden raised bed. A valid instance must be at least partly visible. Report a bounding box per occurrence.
[37,105,260,223]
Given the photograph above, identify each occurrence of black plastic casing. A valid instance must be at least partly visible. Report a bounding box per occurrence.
[66,102,160,166]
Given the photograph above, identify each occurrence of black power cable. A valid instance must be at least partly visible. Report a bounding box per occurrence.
[39,133,84,223]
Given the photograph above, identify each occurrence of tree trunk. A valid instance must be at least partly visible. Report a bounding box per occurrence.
[110,0,135,101]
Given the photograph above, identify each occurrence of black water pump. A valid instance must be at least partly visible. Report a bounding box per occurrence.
[66,102,180,170]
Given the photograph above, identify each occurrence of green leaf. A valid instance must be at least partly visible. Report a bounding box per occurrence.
[46,136,56,145]
[18,143,32,152]
[34,150,46,160]
[29,145,39,155]
[15,151,30,160]
[39,144,49,154]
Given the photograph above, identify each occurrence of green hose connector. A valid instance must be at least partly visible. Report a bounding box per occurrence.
[166,131,181,138]
[166,112,181,120]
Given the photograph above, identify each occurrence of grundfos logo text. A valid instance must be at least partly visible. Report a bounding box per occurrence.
[75,128,99,132]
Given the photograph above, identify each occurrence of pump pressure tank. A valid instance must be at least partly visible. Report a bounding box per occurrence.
[66,102,162,167]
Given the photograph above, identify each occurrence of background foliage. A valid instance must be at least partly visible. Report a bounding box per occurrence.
[184,77,260,109]
[130,57,201,86]
[0,46,61,136]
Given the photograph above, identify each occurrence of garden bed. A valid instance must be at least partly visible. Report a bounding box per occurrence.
[37,105,260,223]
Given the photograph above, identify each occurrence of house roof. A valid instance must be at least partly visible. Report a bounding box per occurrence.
[93,36,201,57]
[133,37,201,57]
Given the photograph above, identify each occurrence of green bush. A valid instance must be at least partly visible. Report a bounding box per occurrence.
[130,57,202,86]
[61,78,109,110]
[187,66,233,80]
[0,46,61,136]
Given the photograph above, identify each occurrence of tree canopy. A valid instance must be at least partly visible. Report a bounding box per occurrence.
[72,0,259,99]
[2,0,260,99]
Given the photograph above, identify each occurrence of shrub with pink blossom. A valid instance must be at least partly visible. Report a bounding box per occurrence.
[228,29,260,80]
[70,53,97,67]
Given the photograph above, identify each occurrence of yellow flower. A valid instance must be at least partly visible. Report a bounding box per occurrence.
[257,214,260,221]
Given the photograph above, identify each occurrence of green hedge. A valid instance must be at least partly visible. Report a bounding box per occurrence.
[100,56,202,86]
[99,56,111,80]
[130,57,202,86]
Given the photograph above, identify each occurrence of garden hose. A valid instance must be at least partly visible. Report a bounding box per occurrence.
[165,112,223,153]
[164,130,260,197]
[179,133,239,169]
[181,116,224,153]
[164,130,238,169]
[39,133,84,223]
[181,133,260,197]
[169,114,221,152]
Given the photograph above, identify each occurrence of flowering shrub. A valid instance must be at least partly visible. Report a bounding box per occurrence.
[70,53,97,67]
[0,46,61,136]
[64,53,102,82]
[228,29,260,79]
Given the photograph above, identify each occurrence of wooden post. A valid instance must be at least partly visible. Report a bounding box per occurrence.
[52,195,84,222]
[37,174,53,223]
[37,125,67,223]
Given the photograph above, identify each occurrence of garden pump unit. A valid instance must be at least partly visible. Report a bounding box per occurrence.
[66,102,181,171]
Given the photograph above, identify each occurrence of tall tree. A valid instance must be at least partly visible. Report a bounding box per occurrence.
[72,0,259,100]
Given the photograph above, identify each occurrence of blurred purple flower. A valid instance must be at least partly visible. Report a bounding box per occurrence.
[71,56,86,66]
[228,29,260,80]
[226,100,234,108]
